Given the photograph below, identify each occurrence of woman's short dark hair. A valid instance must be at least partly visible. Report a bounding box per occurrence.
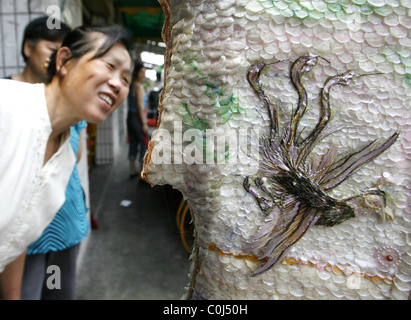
[47,24,134,83]
[22,16,71,62]
[131,61,145,85]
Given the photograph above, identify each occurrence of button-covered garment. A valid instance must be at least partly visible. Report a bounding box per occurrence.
[0,80,75,272]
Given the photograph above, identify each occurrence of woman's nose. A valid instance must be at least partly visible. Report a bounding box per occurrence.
[108,75,122,93]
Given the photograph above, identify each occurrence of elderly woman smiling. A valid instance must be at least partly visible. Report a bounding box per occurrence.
[0,25,133,278]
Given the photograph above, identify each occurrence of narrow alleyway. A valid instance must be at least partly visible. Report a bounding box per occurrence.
[75,143,191,300]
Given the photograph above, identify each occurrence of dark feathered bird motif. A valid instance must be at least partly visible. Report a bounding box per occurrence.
[244,54,399,275]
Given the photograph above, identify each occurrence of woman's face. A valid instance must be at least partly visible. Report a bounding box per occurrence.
[137,67,146,83]
[59,37,132,124]
[26,39,61,82]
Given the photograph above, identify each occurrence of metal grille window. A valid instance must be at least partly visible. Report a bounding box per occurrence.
[0,0,41,78]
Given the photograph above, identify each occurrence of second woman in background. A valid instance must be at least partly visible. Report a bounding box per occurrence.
[127,62,149,178]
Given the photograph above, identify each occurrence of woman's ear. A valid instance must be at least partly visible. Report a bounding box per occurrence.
[55,47,72,76]
[23,41,34,61]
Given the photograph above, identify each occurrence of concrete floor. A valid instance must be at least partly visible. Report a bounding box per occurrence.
[75,143,191,300]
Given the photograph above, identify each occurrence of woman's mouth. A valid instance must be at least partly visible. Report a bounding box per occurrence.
[98,93,114,108]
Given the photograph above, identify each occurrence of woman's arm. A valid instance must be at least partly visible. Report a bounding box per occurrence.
[136,84,148,135]
[0,251,26,300]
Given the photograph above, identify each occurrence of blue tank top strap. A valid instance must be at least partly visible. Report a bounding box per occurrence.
[128,83,138,114]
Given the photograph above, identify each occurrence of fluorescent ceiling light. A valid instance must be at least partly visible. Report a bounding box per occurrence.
[141,51,164,67]
[146,69,157,81]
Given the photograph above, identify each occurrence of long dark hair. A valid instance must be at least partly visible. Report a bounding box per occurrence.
[47,24,134,83]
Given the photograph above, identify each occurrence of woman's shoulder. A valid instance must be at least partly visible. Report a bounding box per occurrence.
[0,78,32,88]
[136,82,146,93]
[0,79,44,99]
[0,80,45,109]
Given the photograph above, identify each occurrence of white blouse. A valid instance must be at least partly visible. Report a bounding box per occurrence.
[0,80,75,272]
